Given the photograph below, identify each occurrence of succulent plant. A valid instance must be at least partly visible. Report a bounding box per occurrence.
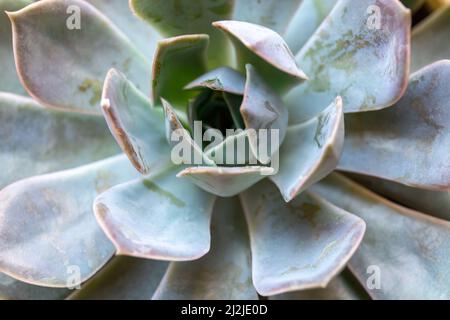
[0,0,450,300]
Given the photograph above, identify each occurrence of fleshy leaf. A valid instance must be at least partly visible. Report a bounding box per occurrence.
[152,34,209,108]
[283,0,337,54]
[271,269,370,300]
[101,69,170,174]
[287,0,410,123]
[339,60,450,190]
[130,0,233,68]
[0,0,32,95]
[204,129,255,165]
[232,0,302,34]
[184,67,245,95]
[240,64,288,162]
[0,155,140,287]
[213,20,308,93]
[87,0,161,59]
[240,179,365,296]
[411,5,450,72]
[311,173,450,299]
[153,197,258,300]
[271,97,344,202]
[9,0,149,113]
[69,257,167,300]
[0,273,69,300]
[346,173,450,222]
[177,166,272,197]
[0,93,119,189]
[94,169,216,261]
[162,98,215,166]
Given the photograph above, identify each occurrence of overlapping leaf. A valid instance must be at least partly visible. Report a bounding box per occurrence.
[0,0,32,96]
[0,155,140,287]
[286,0,410,123]
[101,69,169,174]
[0,93,119,189]
[271,97,343,202]
[9,0,149,113]
[94,169,216,261]
[339,60,450,190]
[240,180,365,296]
[130,0,233,67]
[312,174,450,299]
[153,197,257,300]
[411,5,450,71]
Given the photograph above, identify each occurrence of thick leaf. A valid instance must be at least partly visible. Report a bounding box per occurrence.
[0,93,119,189]
[287,0,410,123]
[271,269,370,300]
[184,67,245,95]
[69,257,167,300]
[0,0,31,95]
[162,98,215,166]
[94,169,216,261]
[130,0,233,68]
[177,166,272,197]
[0,155,140,287]
[411,5,450,72]
[152,34,209,108]
[204,129,255,165]
[101,69,170,174]
[153,197,258,300]
[346,173,450,221]
[339,60,450,190]
[233,0,302,34]
[87,0,161,59]
[270,97,344,202]
[213,21,307,93]
[283,0,337,54]
[0,273,69,300]
[311,173,450,299]
[240,64,288,162]
[9,0,149,113]
[240,179,365,296]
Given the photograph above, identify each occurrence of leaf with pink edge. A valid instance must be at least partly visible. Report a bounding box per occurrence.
[338,60,450,190]
[286,0,410,123]
[0,155,140,287]
[0,93,119,189]
[240,179,365,296]
[94,169,216,261]
[152,35,209,109]
[0,0,32,95]
[9,0,149,113]
[213,20,308,93]
[271,97,344,202]
[311,173,450,299]
[153,197,258,300]
[101,69,170,175]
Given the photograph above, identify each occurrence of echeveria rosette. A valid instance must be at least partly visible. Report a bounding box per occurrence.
[0,0,449,300]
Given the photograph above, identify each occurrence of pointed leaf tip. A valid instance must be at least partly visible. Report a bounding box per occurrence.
[101,68,169,175]
[213,20,308,93]
[271,96,344,202]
